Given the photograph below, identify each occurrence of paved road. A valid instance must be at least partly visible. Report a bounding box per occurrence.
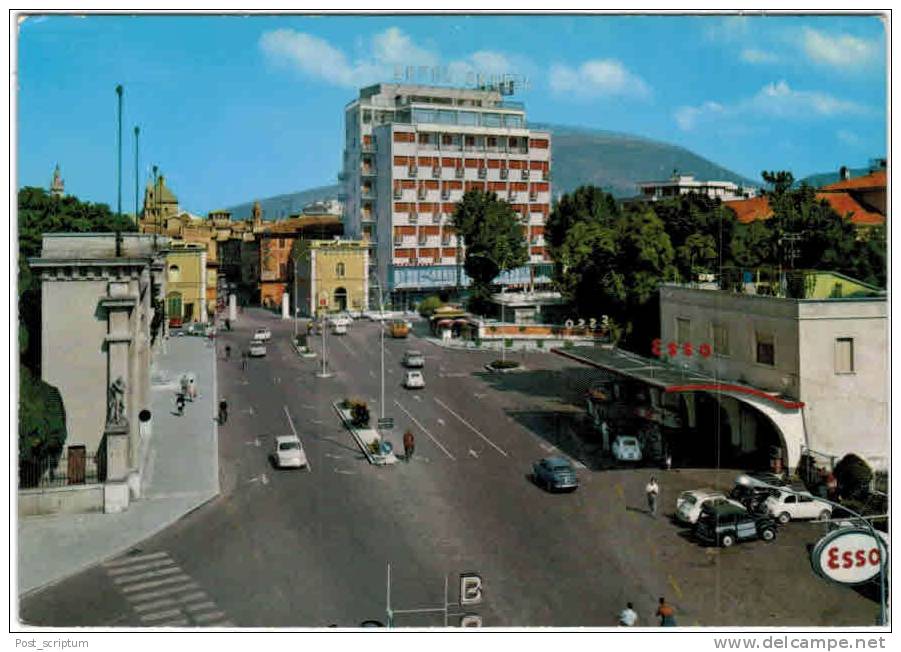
[19,309,880,628]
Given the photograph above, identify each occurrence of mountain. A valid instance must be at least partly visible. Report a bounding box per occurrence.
[222,124,758,218]
[223,184,341,221]
[796,167,872,189]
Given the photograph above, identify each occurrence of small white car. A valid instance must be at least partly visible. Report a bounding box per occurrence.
[271,435,308,469]
[248,342,267,357]
[611,436,642,462]
[766,489,832,524]
[404,370,425,389]
[676,489,746,525]
[253,328,272,342]
[403,350,425,368]
[332,322,348,335]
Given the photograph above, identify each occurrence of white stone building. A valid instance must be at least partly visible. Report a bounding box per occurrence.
[341,83,552,307]
[637,173,757,202]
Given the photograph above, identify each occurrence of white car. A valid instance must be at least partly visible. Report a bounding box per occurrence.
[248,342,267,357]
[611,436,642,462]
[765,489,833,524]
[253,328,272,342]
[271,435,308,469]
[676,489,747,524]
[332,322,348,335]
[403,350,425,368]
[404,370,425,389]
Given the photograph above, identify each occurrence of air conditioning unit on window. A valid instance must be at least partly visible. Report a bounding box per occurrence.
[529,192,538,202]
[409,165,418,177]
[440,190,450,200]
[478,168,487,179]
[455,167,465,179]
[418,188,427,200]
[410,212,418,224]
[432,166,441,178]
[432,211,441,224]
[500,168,509,180]
[393,188,402,200]
[521,169,530,180]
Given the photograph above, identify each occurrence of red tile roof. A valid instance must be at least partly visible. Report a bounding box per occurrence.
[820,170,886,192]
[724,193,884,226]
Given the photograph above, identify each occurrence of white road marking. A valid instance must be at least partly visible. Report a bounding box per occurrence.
[369,370,375,378]
[195,610,228,623]
[133,591,208,613]
[394,400,456,461]
[125,582,200,603]
[474,393,486,399]
[283,406,313,473]
[433,397,509,457]
[324,453,343,459]
[261,473,269,485]
[113,566,183,585]
[469,449,479,458]
[301,404,316,409]
[388,368,394,374]
[334,468,356,475]
[104,552,169,568]
[120,574,194,594]
[156,618,190,627]
[413,395,422,402]
[185,600,218,613]
[437,418,445,426]
[106,559,174,576]
[311,419,323,424]
[141,608,183,622]
[336,337,357,357]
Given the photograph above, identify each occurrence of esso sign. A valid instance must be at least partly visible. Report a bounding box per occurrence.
[811,529,887,585]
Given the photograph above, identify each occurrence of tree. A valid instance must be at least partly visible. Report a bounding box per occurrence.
[676,233,717,277]
[554,220,625,320]
[546,185,619,251]
[730,219,774,269]
[450,190,528,314]
[19,366,67,487]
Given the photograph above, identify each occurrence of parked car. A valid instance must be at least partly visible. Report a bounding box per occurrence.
[765,489,833,524]
[248,342,267,357]
[271,435,308,469]
[253,328,272,342]
[532,456,579,493]
[676,489,747,525]
[694,502,778,547]
[735,471,790,489]
[730,472,803,513]
[332,322,348,335]
[403,350,425,368]
[611,435,642,463]
[404,370,425,389]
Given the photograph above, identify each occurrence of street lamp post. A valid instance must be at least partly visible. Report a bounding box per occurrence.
[115,84,123,218]
[371,275,387,421]
[133,126,140,221]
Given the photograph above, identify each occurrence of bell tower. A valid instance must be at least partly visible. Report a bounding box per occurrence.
[50,164,65,198]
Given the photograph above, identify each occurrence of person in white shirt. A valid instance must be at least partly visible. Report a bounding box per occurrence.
[619,602,638,626]
[646,476,659,517]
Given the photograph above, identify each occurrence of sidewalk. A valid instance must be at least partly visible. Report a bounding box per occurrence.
[17,336,220,595]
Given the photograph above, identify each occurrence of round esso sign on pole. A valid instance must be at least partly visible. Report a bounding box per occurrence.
[811,528,887,585]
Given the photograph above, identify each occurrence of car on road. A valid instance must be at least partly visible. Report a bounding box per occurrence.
[694,502,777,547]
[253,328,272,342]
[248,342,267,357]
[403,370,425,389]
[402,350,425,368]
[729,473,803,513]
[532,456,579,493]
[675,489,747,525]
[765,489,833,524]
[611,435,642,462]
[332,322,348,335]
[390,320,411,338]
[271,435,308,469]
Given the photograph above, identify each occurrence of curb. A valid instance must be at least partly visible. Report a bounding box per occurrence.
[332,402,397,466]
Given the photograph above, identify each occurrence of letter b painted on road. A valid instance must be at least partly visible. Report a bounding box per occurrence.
[459,573,483,606]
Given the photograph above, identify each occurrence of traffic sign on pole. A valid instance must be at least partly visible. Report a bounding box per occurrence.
[378,417,394,430]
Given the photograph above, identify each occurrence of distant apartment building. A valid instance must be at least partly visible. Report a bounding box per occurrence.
[637,173,757,202]
[341,83,552,307]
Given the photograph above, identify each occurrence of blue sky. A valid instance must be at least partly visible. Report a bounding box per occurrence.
[17,13,886,214]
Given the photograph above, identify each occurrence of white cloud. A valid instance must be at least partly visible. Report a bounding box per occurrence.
[260,27,521,91]
[740,48,779,64]
[801,28,880,69]
[549,59,651,100]
[675,80,869,131]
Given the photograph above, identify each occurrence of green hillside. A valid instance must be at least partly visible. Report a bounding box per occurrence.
[221,124,758,218]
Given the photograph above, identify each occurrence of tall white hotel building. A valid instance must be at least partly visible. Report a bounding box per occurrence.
[341,83,552,307]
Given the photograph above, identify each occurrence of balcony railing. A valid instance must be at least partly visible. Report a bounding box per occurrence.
[361,188,376,199]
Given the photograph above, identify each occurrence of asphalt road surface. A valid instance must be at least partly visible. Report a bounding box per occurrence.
[19,309,881,628]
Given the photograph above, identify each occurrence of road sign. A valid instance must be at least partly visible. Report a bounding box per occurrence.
[810,528,887,585]
[377,417,394,429]
[459,573,483,606]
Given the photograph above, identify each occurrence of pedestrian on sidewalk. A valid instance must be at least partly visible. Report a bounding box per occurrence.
[656,597,677,626]
[403,429,415,462]
[176,392,186,416]
[225,345,231,360]
[218,398,228,425]
[618,602,638,626]
[646,476,659,517]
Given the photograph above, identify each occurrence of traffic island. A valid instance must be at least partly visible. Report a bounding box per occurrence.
[333,399,397,466]
[484,359,526,374]
[293,336,317,358]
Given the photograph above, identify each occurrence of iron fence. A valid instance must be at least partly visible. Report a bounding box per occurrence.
[18,451,103,490]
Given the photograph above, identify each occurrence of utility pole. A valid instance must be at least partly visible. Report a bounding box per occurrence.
[133,126,140,222]
[115,84,123,217]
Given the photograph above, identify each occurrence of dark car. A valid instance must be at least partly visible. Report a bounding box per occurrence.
[729,472,797,512]
[532,456,579,492]
[694,503,777,547]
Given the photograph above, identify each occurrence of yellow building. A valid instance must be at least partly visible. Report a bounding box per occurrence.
[165,242,207,325]
[291,239,369,316]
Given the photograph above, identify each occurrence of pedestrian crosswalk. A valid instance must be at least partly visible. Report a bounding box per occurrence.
[103,551,233,628]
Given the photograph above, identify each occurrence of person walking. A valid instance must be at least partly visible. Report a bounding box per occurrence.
[225,345,231,360]
[656,597,677,626]
[175,392,186,416]
[241,351,247,372]
[646,476,659,518]
[218,398,228,425]
[402,429,415,462]
[618,602,638,627]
